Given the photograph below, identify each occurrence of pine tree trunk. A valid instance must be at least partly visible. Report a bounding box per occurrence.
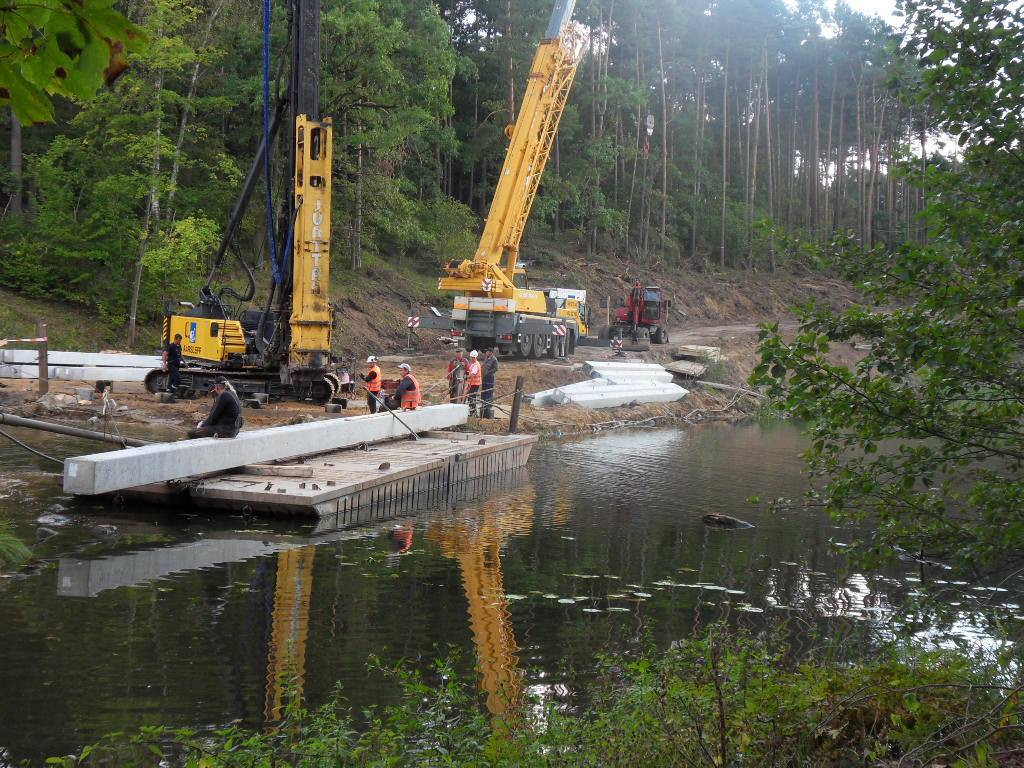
[835,93,846,231]
[127,63,164,350]
[719,44,729,269]
[691,65,705,266]
[822,71,836,241]
[762,46,774,272]
[352,143,363,269]
[657,20,668,261]
[743,62,753,267]
[8,109,21,216]
[748,68,762,269]
[856,81,865,243]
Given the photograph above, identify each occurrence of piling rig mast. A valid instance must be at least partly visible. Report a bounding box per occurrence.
[146,0,338,402]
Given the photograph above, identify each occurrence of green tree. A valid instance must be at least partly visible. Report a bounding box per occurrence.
[754,0,1024,575]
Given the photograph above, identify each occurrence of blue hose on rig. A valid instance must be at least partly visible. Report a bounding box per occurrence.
[262,0,282,285]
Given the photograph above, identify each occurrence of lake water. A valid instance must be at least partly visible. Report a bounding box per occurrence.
[0,421,1020,764]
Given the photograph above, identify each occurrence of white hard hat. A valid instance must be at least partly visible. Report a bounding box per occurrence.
[366,355,378,363]
[397,363,411,371]
[469,350,479,358]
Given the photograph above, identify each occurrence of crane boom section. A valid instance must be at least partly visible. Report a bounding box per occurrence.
[289,115,334,370]
[440,2,580,300]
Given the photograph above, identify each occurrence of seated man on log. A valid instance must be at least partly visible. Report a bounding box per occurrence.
[188,376,243,439]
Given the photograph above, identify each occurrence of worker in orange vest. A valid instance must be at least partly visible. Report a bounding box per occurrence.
[464,350,483,416]
[395,363,421,410]
[361,355,383,413]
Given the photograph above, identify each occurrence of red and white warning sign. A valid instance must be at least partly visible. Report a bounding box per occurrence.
[407,316,420,328]
[552,325,567,336]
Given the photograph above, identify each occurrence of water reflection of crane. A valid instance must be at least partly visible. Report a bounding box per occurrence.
[264,545,316,721]
[426,487,536,724]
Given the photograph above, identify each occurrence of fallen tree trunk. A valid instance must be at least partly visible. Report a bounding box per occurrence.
[698,381,763,399]
[0,412,152,447]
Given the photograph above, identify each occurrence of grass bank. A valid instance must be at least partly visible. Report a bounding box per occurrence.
[52,628,1021,767]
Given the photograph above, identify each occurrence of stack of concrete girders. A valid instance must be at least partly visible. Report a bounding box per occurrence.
[528,361,688,409]
[0,349,161,382]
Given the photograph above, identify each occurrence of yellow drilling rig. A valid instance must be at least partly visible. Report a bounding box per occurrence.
[146,0,340,402]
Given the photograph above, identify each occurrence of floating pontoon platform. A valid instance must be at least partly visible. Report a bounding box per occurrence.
[188,431,536,518]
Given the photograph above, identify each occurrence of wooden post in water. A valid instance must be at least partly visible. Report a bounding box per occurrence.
[37,321,48,395]
[508,375,524,434]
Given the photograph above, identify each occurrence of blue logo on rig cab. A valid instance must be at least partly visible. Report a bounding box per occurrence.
[189,322,197,344]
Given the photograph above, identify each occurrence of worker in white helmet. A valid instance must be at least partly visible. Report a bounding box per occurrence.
[465,350,482,416]
[361,355,383,413]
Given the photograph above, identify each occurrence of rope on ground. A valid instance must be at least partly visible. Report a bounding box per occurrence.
[0,428,64,465]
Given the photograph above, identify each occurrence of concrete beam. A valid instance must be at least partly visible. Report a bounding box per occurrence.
[63,404,469,496]
[0,363,152,382]
[0,349,160,368]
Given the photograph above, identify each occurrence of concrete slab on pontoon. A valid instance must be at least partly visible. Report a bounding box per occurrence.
[63,404,469,496]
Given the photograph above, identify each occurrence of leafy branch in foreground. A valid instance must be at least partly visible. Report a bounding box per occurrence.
[49,631,1024,767]
[0,0,142,123]
[754,0,1024,577]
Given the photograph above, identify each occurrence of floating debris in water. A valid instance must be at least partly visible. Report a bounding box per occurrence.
[737,605,764,613]
[726,589,745,595]
[506,594,527,601]
[694,584,728,591]
[607,606,631,612]
[582,608,603,614]
[652,580,685,587]
[603,574,621,579]
[543,593,559,599]
[780,561,798,566]
[558,598,576,604]
[606,593,627,599]
[632,591,652,598]
[564,573,600,579]
[560,536,576,541]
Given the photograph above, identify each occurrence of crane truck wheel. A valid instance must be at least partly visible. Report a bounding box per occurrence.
[516,335,534,359]
[532,334,547,359]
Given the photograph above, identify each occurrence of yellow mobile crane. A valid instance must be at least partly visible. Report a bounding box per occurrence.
[426,0,591,358]
[146,0,340,402]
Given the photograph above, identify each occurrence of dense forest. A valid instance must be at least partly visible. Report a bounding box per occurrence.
[1,0,933,330]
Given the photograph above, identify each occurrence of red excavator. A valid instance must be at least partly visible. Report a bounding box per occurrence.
[609,282,671,350]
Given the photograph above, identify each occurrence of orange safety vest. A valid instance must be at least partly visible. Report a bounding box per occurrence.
[466,360,482,387]
[366,364,382,393]
[400,373,421,410]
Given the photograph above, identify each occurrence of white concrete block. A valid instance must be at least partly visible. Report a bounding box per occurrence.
[0,349,160,368]
[0,363,152,382]
[63,404,469,496]
[552,382,688,409]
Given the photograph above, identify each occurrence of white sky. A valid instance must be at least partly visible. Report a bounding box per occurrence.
[831,0,902,26]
